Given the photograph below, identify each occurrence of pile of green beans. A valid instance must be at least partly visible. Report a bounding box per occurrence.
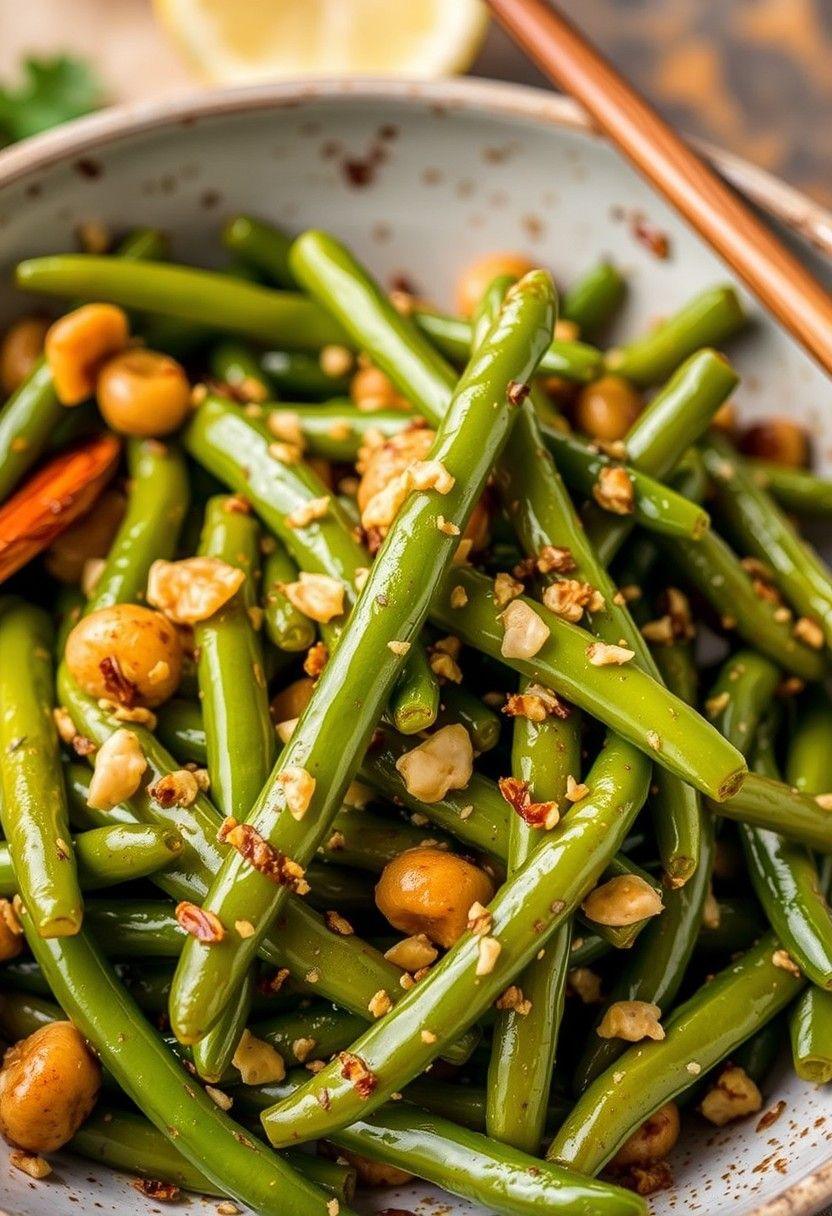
[2,215,832,1215]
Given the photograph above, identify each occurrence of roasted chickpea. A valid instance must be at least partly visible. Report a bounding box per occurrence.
[0,317,49,395]
[271,677,315,724]
[65,604,183,708]
[0,899,23,962]
[375,846,495,949]
[574,374,642,443]
[44,489,126,585]
[739,418,809,469]
[0,1022,101,1153]
[455,252,537,317]
[358,427,488,551]
[44,304,129,406]
[610,1103,680,1169]
[97,349,191,437]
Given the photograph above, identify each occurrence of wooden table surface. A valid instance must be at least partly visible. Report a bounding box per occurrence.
[2,0,830,207]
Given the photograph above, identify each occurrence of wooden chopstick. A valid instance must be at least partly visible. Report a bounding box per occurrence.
[486,0,832,377]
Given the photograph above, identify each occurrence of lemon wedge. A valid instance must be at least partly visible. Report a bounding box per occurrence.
[154,0,490,84]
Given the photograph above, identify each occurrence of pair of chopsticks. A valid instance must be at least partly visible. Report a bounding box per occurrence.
[487,0,832,378]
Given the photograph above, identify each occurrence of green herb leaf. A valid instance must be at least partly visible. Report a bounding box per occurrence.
[0,56,103,147]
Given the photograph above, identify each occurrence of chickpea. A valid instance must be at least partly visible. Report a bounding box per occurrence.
[271,677,315,724]
[375,846,495,949]
[65,604,183,708]
[0,317,49,395]
[358,427,489,551]
[0,1022,101,1153]
[44,489,126,585]
[610,1103,680,1169]
[97,349,191,437]
[455,252,537,317]
[45,304,129,406]
[739,419,809,469]
[574,375,642,443]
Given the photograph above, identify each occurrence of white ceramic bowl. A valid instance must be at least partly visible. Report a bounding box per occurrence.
[0,78,830,1216]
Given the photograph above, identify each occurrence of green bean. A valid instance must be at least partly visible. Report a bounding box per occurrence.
[58,708,479,1062]
[194,968,255,1083]
[432,567,746,801]
[184,394,439,735]
[562,261,626,337]
[744,459,832,517]
[733,1017,782,1087]
[657,524,827,681]
[486,674,580,1151]
[259,736,651,1145]
[195,496,274,822]
[433,683,502,752]
[547,932,803,1173]
[16,255,348,351]
[583,349,739,565]
[703,431,832,650]
[261,351,353,399]
[0,990,63,1041]
[413,305,603,383]
[248,1004,367,1067]
[210,340,271,402]
[713,772,832,851]
[0,824,182,894]
[16,905,346,1216]
[169,265,557,1045]
[790,987,832,1082]
[605,285,746,386]
[262,543,318,652]
[82,899,184,956]
[319,802,456,871]
[0,600,81,936]
[155,698,209,764]
[222,215,297,289]
[786,687,832,795]
[250,1071,645,1216]
[304,862,375,915]
[86,438,189,611]
[0,359,64,504]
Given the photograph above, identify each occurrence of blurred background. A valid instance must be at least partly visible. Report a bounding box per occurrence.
[1,0,830,206]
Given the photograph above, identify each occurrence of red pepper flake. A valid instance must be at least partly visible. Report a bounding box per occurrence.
[99,655,138,706]
[175,901,225,944]
[498,777,559,830]
[218,817,309,894]
[338,1051,378,1098]
[507,380,530,406]
[629,212,671,260]
[303,641,329,678]
[132,1178,181,1201]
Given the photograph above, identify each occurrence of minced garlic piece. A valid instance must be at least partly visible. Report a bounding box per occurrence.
[148,557,244,625]
[450,585,468,609]
[235,919,255,939]
[476,935,501,976]
[429,650,462,683]
[493,572,524,609]
[368,989,393,1018]
[500,599,549,660]
[320,344,354,378]
[794,616,824,649]
[230,1031,286,1087]
[700,1065,762,1126]
[705,691,730,718]
[641,615,674,645]
[268,441,303,464]
[384,934,439,971]
[53,705,78,744]
[437,515,460,536]
[597,1000,665,1042]
[586,641,635,666]
[593,466,634,514]
[267,410,305,447]
[567,967,603,1004]
[543,579,599,623]
[387,640,411,656]
[285,495,330,529]
[276,766,316,820]
[394,725,473,803]
[410,459,455,495]
[582,875,664,926]
[292,1037,316,1063]
[495,985,532,1016]
[87,728,147,811]
[281,572,345,623]
[467,902,492,936]
[420,1029,438,1043]
[566,775,589,802]
[772,948,802,977]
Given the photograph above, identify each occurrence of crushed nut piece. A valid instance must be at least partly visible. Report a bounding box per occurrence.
[450,585,468,609]
[543,579,600,623]
[567,967,603,1003]
[325,910,354,936]
[597,1000,665,1042]
[705,691,730,719]
[537,545,575,574]
[496,985,532,1015]
[87,728,147,811]
[368,989,393,1018]
[384,934,438,971]
[176,901,225,943]
[566,774,589,802]
[586,641,635,666]
[148,557,245,624]
[772,948,802,977]
[395,725,473,802]
[267,410,305,447]
[10,1150,51,1179]
[286,494,331,529]
[794,616,824,649]
[500,599,550,660]
[476,935,502,976]
[387,640,411,656]
[148,769,199,808]
[339,1052,377,1097]
[233,1029,286,1085]
[205,1085,233,1111]
[593,466,634,514]
[700,1065,762,1126]
[582,875,663,926]
[292,1037,316,1063]
[493,571,524,609]
[282,572,345,623]
[219,817,309,893]
[467,901,492,936]
[498,776,559,830]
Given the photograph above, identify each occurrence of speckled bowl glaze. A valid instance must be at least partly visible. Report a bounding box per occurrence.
[0,77,830,1216]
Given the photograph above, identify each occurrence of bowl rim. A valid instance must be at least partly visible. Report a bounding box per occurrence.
[0,72,830,1216]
